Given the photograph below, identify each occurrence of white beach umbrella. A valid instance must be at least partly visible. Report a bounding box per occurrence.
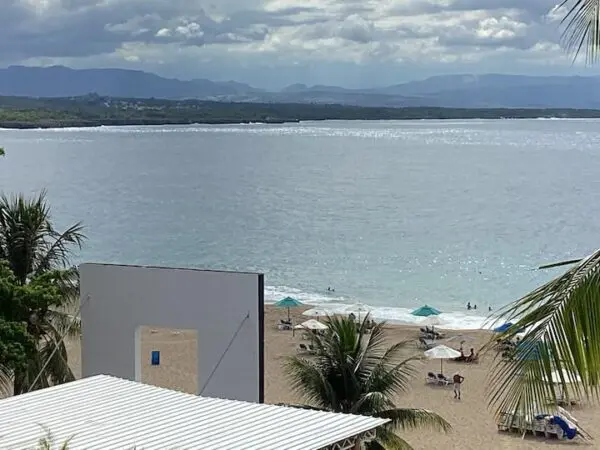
[421,316,443,327]
[545,369,582,385]
[424,345,462,374]
[302,308,331,319]
[294,319,329,330]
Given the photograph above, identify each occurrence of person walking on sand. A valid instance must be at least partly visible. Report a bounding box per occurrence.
[453,372,464,400]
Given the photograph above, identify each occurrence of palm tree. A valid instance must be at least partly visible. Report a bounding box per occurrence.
[284,315,450,449]
[0,191,85,394]
[487,249,600,421]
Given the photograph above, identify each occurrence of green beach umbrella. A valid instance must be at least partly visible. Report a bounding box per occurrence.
[411,305,441,317]
[275,296,304,320]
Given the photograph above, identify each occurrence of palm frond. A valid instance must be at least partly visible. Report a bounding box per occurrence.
[0,365,13,397]
[44,310,81,338]
[376,408,451,433]
[39,328,75,386]
[35,223,85,277]
[36,426,73,450]
[366,428,413,450]
[362,342,419,400]
[538,258,582,270]
[284,356,338,410]
[486,249,600,419]
[560,0,600,64]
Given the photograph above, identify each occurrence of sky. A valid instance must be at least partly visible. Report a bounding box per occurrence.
[1,0,598,89]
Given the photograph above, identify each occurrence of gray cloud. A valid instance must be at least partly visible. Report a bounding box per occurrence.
[0,0,594,88]
[0,0,305,61]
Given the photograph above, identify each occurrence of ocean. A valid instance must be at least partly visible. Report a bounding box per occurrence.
[1,119,598,329]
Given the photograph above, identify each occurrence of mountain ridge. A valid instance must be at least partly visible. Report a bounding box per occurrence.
[1,65,600,109]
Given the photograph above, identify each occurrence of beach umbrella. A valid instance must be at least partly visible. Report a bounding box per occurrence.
[411,305,441,317]
[294,319,329,330]
[302,308,331,320]
[421,316,443,327]
[493,322,514,333]
[275,297,304,320]
[424,344,461,374]
[544,369,582,385]
[344,303,371,322]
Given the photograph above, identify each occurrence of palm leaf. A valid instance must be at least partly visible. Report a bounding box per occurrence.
[376,408,451,432]
[35,223,85,277]
[487,249,600,420]
[560,0,600,63]
[45,310,81,338]
[284,356,338,409]
[366,428,413,450]
[39,327,76,387]
[0,365,13,396]
[538,258,582,269]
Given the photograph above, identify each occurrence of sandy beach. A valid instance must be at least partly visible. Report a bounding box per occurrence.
[65,306,598,449]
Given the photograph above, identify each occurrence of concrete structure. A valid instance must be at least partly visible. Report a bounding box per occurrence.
[0,376,388,450]
[80,263,264,402]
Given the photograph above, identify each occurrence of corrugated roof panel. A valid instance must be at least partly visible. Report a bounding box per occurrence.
[0,375,389,450]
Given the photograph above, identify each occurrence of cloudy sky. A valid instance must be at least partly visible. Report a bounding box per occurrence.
[2,0,598,89]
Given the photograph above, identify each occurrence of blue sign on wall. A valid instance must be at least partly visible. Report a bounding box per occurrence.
[151,350,160,366]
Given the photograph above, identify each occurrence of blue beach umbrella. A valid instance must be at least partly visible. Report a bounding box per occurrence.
[411,305,441,317]
[275,297,304,320]
[493,322,514,333]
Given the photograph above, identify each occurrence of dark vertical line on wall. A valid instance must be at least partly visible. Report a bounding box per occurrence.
[258,273,265,403]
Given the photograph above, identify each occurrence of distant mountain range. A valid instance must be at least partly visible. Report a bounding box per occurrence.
[2,65,600,109]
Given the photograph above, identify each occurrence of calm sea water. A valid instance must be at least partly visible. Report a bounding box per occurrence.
[1,119,599,328]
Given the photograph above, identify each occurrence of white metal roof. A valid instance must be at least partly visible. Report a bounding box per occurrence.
[0,375,389,450]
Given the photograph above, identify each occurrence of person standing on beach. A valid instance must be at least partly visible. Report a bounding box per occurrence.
[453,372,464,400]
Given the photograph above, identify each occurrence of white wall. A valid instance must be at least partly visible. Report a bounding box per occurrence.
[80,263,264,403]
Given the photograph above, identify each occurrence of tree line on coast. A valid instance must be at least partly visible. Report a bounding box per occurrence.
[3,93,600,129]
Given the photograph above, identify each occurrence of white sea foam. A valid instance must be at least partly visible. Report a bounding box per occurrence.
[265,285,494,330]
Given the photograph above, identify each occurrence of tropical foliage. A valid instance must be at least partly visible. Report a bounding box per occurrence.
[0,191,85,394]
[284,314,450,449]
[487,249,600,419]
[35,428,72,450]
[560,0,600,63]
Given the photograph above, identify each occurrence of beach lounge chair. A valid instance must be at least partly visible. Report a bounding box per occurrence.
[426,372,438,384]
[297,343,309,353]
[437,373,452,386]
[418,337,436,350]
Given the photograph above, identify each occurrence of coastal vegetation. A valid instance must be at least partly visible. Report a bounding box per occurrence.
[2,94,600,129]
[488,250,600,420]
[0,192,85,394]
[284,315,450,449]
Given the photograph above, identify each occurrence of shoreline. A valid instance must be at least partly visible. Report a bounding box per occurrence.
[3,115,600,130]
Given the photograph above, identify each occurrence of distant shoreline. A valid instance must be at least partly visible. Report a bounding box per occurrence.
[1,115,599,130]
[3,93,600,129]
[0,118,299,130]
